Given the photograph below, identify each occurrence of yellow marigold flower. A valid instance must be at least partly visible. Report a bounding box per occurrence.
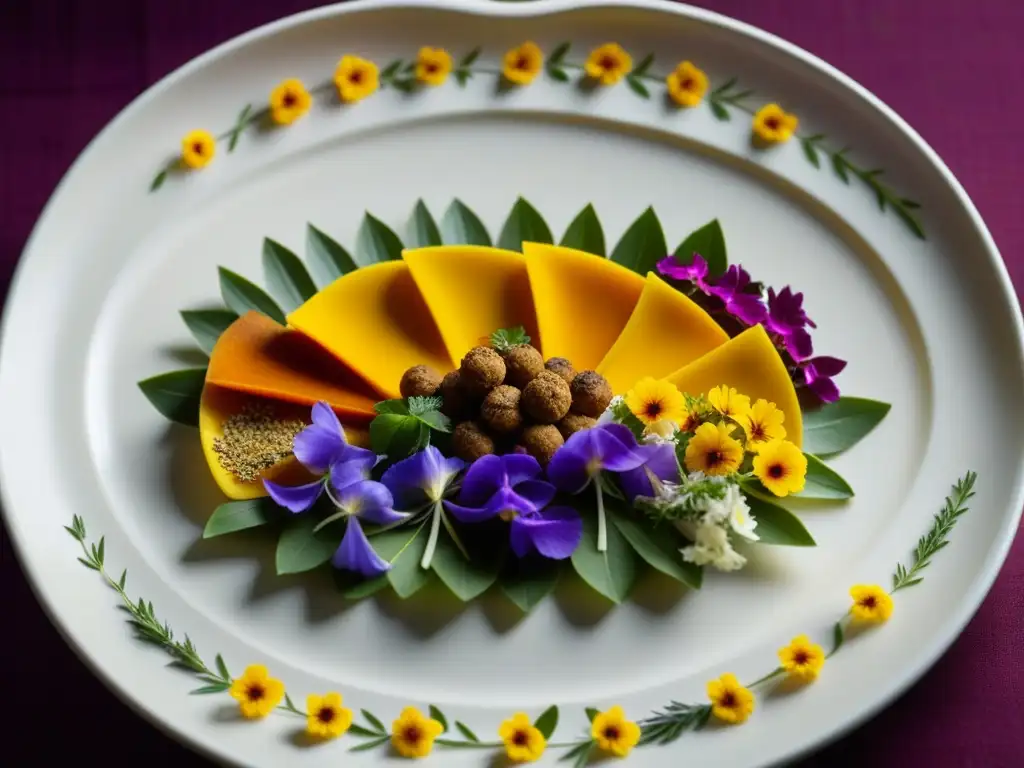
[334,55,379,103]
[778,635,826,683]
[680,401,705,434]
[503,42,543,85]
[591,705,641,757]
[684,422,744,476]
[416,47,453,87]
[707,385,751,421]
[269,78,312,125]
[741,398,786,447]
[752,103,799,144]
[306,692,353,739]
[584,43,633,85]
[181,129,216,169]
[391,706,444,758]
[499,712,546,763]
[850,584,894,623]
[228,664,285,719]
[666,60,708,107]
[706,673,755,724]
[752,439,807,497]
[625,377,686,426]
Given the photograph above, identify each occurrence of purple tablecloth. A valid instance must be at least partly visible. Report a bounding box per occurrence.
[2,1,1021,765]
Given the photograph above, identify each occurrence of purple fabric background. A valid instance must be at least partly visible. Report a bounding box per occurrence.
[1,1,1021,765]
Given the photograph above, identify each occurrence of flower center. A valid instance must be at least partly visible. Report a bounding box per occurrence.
[706,450,723,468]
[793,650,810,665]
[768,464,785,479]
[750,423,765,440]
[603,725,621,741]
[192,142,205,155]
[513,729,529,746]
[246,683,265,702]
[283,91,297,107]
[644,401,663,419]
[600,55,618,70]
[861,595,877,608]
[403,725,422,745]
[681,77,694,90]
[349,70,363,84]
[498,509,517,522]
[317,707,335,723]
[426,62,439,73]
[720,691,737,708]
[515,55,530,70]
[765,116,781,130]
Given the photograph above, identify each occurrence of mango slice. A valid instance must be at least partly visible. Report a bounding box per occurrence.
[597,273,729,393]
[403,246,538,364]
[287,261,454,399]
[664,324,803,447]
[523,242,645,371]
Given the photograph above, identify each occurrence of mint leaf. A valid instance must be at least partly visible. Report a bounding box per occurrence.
[490,326,531,353]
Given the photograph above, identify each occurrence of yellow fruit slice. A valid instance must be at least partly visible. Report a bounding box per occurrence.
[403,245,538,363]
[597,273,728,393]
[523,242,645,371]
[664,324,803,447]
[287,261,454,399]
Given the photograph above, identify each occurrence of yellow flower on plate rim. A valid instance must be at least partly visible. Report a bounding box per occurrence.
[181,129,216,169]
[228,664,285,719]
[334,55,379,103]
[707,384,751,421]
[752,439,807,497]
[416,46,453,86]
[752,103,799,144]
[684,421,744,476]
[269,78,312,125]
[741,398,786,447]
[666,60,709,107]
[777,634,825,682]
[591,705,641,757]
[305,692,353,739]
[503,42,543,85]
[849,584,894,623]
[706,672,755,724]
[624,377,686,426]
[498,712,547,763]
[391,706,445,758]
[584,43,633,85]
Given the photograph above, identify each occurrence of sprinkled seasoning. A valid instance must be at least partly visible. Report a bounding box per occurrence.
[212,403,305,482]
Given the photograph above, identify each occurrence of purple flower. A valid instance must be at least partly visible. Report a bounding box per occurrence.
[618,441,680,501]
[263,452,376,513]
[802,356,847,403]
[783,326,814,362]
[332,517,389,577]
[327,478,405,578]
[382,445,464,508]
[293,401,377,473]
[765,287,815,337]
[708,265,768,326]
[548,423,676,497]
[656,253,713,294]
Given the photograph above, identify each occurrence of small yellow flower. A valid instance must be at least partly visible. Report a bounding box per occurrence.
[777,635,826,682]
[741,399,786,447]
[269,78,312,125]
[306,692,353,739]
[334,55,379,103]
[228,664,285,719]
[584,43,633,85]
[391,706,445,758]
[591,705,641,757]
[503,42,543,85]
[680,401,705,434]
[181,129,216,169]
[752,103,799,144]
[706,673,755,724]
[707,385,751,422]
[684,422,744,476]
[416,47,453,87]
[625,377,686,426]
[665,61,708,107]
[752,439,807,497]
[498,712,546,763]
[850,584,894,624]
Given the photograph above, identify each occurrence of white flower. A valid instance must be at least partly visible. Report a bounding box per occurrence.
[725,486,759,541]
[712,546,747,572]
[597,396,624,425]
[642,418,679,443]
[679,517,748,572]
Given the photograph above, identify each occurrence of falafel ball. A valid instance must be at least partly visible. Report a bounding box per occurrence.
[460,346,506,396]
[439,370,474,419]
[570,370,613,417]
[520,424,564,465]
[544,357,576,385]
[480,385,523,434]
[452,421,496,462]
[557,412,598,440]
[399,364,442,399]
[502,344,544,388]
[521,370,572,424]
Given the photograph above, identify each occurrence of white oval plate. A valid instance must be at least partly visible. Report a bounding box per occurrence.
[3,1,1022,766]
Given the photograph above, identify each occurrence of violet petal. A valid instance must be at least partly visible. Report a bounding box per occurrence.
[263,479,324,514]
[455,455,504,506]
[483,486,539,519]
[785,327,814,361]
[328,456,375,496]
[808,375,841,403]
[382,445,464,507]
[331,517,390,577]
[807,355,847,378]
[503,453,544,486]
[511,506,583,560]
[336,479,404,525]
[515,480,557,511]
[619,442,681,501]
[725,293,768,326]
[444,499,500,524]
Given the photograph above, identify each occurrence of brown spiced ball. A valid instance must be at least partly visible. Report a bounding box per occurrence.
[480,385,523,434]
[557,413,597,440]
[502,344,545,389]
[520,424,564,465]
[544,357,576,385]
[570,370,613,417]
[521,371,572,424]
[460,346,506,396]
[452,421,496,462]
[439,370,474,419]
[399,365,442,399]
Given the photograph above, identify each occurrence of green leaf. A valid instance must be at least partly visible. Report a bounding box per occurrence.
[361,709,387,733]
[431,529,503,601]
[459,47,481,67]
[497,197,554,251]
[608,507,702,589]
[348,723,382,738]
[609,206,667,276]
[454,70,470,87]
[440,199,492,246]
[802,397,891,456]
[137,368,206,426]
[894,204,926,240]
[745,495,816,546]
[218,267,285,324]
[830,620,844,656]
[410,199,443,247]
[262,238,317,313]
[547,67,570,82]
[335,572,389,600]
[369,414,429,459]
[560,203,606,257]
[349,736,389,752]
[801,138,821,168]
[626,76,650,98]
[490,326,532,352]
[191,683,230,694]
[215,653,231,680]
[306,224,359,286]
[372,525,432,598]
[203,498,281,538]
[180,309,237,355]
[798,454,854,499]
[150,168,168,192]
[673,219,728,277]
[831,153,850,184]
[500,557,561,612]
[374,399,410,415]
[380,59,403,79]
[571,510,637,603]
[632,53,655,77]
[585,707,599,722]
[549,42,571,64]
[357,212,405,264]
[534,705,559,739]
[417,410,452,433]
[429,705,449,731]
[407,395,443,416]
[709,100,730,121]
[275,514,337,575]
[455,721,479,742]
[227,104,252,152]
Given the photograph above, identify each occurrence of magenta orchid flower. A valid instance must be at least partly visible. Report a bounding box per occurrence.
[656,253,714,294]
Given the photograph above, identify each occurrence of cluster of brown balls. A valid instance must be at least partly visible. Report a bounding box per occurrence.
[399,343,614,465]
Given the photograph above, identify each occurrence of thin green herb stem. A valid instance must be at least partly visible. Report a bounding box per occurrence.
[595,479,608,552]
[746,667,784,688]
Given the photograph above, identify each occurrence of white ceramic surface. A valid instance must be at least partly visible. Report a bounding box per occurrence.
[2,1,1022,766]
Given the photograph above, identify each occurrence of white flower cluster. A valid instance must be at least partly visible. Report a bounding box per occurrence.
[671,473,759,572]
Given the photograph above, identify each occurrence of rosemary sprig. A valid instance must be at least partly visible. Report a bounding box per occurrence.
[707,77,755,121]
[638,700,712,745]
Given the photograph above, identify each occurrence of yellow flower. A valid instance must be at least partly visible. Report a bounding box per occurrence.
[498,712,546,763]
[751,439,807,497]
[625,377,686,426]
[707,385,751,421]
[741,399,786,447]
[591,706,641,757]
[584,43,633,85]
[334,55,379,103]
[680,401,705,434]
[752,103,799,144]
[181,129,216,169]
[850,584,894,623]
[269,78,312,125]
[666,61,708,107]
[391,706,445,758]
[706,673,755,724]
[503,42,543,85]
[228,664,285,719]
[777,635,825,682]
[684,422,744,476]
[416,47,453,87]
[306,692,353,739]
